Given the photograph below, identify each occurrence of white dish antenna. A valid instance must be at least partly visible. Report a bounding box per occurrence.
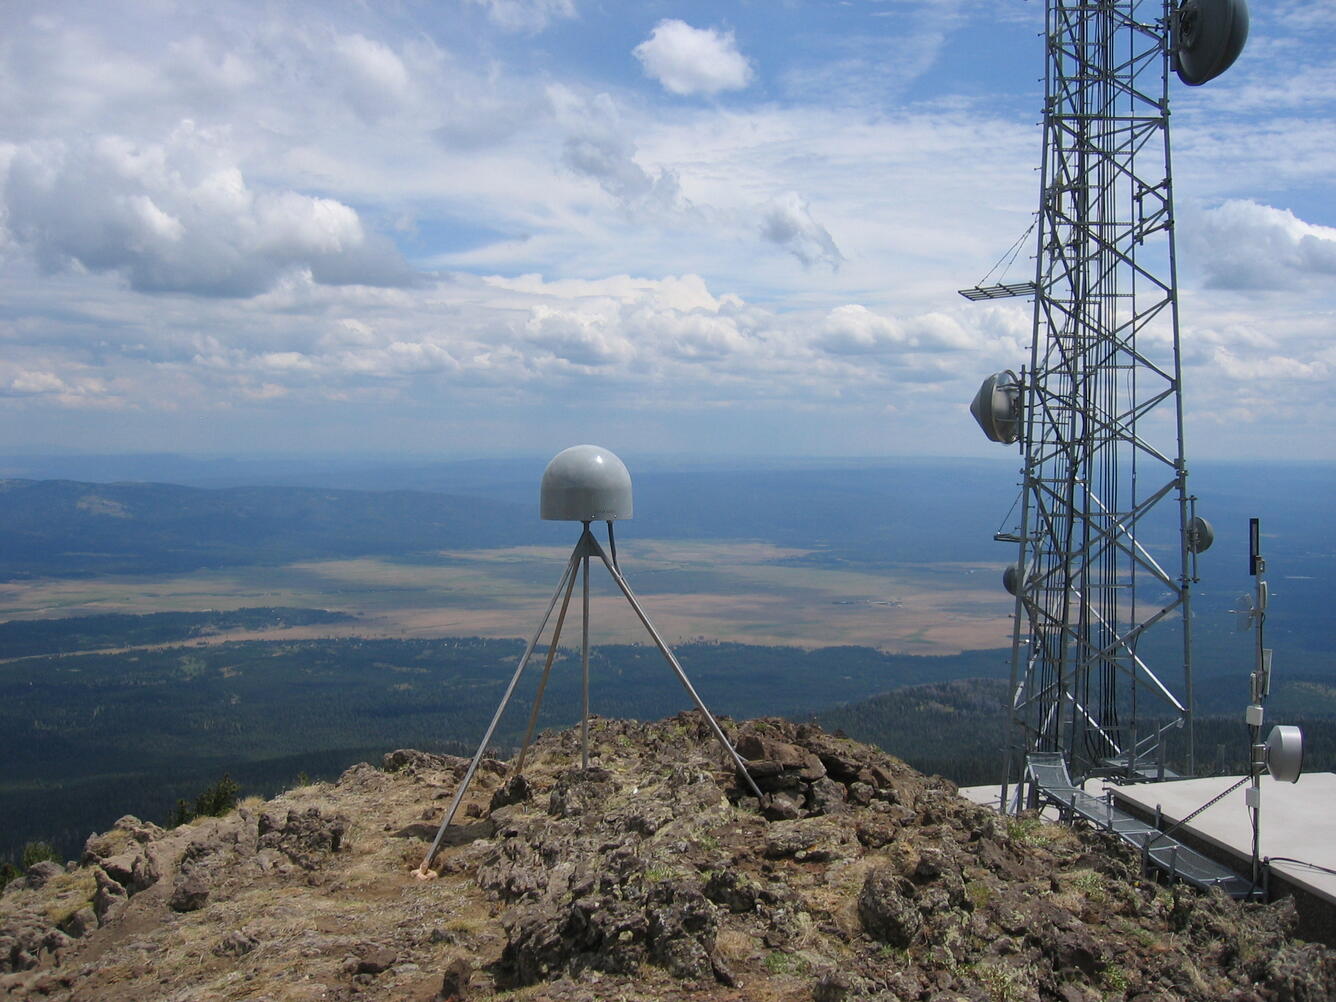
[1264,725,1303,784]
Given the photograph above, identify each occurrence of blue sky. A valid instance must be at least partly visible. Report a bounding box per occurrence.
[0,0,1332,461]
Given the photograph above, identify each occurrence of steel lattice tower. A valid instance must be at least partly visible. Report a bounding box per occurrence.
[965,0,1246,810]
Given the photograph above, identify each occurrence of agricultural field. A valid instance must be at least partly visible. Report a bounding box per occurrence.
[0,541,1015,657]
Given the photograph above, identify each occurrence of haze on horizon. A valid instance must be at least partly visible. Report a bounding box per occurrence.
[1,1,1333,463]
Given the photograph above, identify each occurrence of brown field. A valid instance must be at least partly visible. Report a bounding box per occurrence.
[0,540,1015,655]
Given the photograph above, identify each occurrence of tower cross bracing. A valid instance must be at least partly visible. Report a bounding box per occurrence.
[1002,0,1199,809]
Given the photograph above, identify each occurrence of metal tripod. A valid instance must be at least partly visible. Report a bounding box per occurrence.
[416,521,763,874]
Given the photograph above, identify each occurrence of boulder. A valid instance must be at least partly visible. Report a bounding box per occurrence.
[169,876,210,913]
[257,807,348,869]
[91,867,127,925]
[22,862,63,891]
[342,942,397,975]
[858,866,922,947]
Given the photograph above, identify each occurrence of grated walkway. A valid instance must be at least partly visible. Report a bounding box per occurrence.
[1025,752,1259,899]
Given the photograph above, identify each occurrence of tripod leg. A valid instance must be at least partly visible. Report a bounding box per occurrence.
[589,539,765,802]
[417,546,582,875]
[515,561,579,774]
[581,535,591,770]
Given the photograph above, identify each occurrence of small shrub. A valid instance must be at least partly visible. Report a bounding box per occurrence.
[21,841,61,869]
[169,774,242,826]
[763,951,806,975]
[1005,816,1057,847]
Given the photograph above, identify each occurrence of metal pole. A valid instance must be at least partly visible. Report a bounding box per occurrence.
[417,544,582,875]
[581,523,591,770]
[588,537,765,802]
[515,561,580,774]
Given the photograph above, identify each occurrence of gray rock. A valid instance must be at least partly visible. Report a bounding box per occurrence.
[257,807,348,869]
[764,792,803,821]
[383,749,467,776]
[60,907,98,940]
[336,761,392,792]
[764,818,854,863]
[100,850,159,894]
[436,954,471,1000]
[646,883,718,982]
[489,774,532,812]
[703,870,757,914]
[23,861,63,890]
[857,865,922,947]
[547,768,615,820]
[343,942,397,975]
[169,876,210,913]
[393,819,496,845]
[40,929,73,957]
[806,776,848,815]
[215,929,259,957]
[91,867,128,925]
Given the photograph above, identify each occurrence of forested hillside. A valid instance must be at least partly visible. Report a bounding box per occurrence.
[0,608,353,658]
[0,634,1008,862]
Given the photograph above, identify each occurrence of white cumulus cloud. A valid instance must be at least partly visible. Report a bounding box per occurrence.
[633,20,753,97]
[1191,199,1336,290]
[1,126,416,297]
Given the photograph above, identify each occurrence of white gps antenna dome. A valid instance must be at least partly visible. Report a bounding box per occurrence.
[540,445,633,522]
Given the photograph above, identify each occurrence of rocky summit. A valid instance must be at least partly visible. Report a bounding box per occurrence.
[2,713,1332,1002]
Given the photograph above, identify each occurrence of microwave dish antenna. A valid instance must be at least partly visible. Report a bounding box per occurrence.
[416,446,763,877]
[1174,0,1249,85]
[963,0,1249,812]
[970,370,1022,445]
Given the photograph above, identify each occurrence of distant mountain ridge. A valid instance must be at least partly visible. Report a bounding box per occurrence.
[0,479,532,578]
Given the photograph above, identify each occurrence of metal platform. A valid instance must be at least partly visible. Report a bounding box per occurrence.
[1026,753,1260,899]
[957,280,1037,301]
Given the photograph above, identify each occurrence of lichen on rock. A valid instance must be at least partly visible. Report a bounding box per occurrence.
[0,713,1331,1002]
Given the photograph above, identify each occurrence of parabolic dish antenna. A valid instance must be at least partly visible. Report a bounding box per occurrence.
[1175,0,1249,86]
[1187,515,1215,554]
[969,370,1021,445]
[1265,724,1303,783]
[540,444,633,522]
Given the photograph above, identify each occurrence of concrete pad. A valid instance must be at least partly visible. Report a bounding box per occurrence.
[1113,772,1336,905]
